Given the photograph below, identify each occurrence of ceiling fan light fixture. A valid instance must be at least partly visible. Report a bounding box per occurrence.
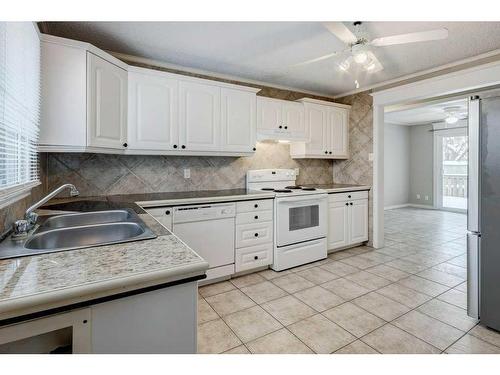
[445,115,459,124]
[353,51,368,64]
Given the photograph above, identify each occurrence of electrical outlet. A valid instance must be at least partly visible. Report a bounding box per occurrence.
[416,194,421,200]
[425,195,429,201]
[368,153,374,161]
[295,168,300,176]
[183,168,190,179]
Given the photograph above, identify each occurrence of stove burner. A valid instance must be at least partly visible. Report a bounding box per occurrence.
[301,187,316,191]
[274,189,293,193]
[261,188,275,191]
[285,185,303,189]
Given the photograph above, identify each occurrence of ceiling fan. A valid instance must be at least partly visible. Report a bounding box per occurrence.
[293,22,449,75]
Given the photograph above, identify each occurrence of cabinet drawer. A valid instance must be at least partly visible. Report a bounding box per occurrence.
[236,210,273,225]
[236,221,273,248]
[236,199,273,213]
[235,243,273,273]
[328,190,368,203]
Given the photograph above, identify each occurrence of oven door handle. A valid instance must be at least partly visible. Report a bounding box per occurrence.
[278,199,324,206]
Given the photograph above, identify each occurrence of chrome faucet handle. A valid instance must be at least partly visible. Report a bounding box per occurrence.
[26,211,38,227]
[13,220,29,236]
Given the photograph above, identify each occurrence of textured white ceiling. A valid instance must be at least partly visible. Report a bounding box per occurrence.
[385,98,468,125]
[45,21,500,96]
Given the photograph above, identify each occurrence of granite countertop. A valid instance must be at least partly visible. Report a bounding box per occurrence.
[0,205,208,321]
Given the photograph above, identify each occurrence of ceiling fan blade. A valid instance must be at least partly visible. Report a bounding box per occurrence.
[291,50,344,68]
[323,22,357,44]
[370,28,448,47]
[365,51,384,73]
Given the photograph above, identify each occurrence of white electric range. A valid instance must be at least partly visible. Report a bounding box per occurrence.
[246,169,328,271]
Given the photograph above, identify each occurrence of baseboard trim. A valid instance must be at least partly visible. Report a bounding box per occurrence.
[384,204,410,210]
[407,204,436,210]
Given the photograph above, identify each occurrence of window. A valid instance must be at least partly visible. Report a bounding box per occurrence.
[0,22,40,208]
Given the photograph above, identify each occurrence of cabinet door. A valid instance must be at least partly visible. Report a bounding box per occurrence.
[349,199,368,244]
[179,81,221,151]
[221,88,256,153]
[128,72,179,150]
[327,201,350,250]
[328,107,349,158]
[87,53,127,149]
[282,101,306,139]
[257,97,282,134]
[304,104,329,156]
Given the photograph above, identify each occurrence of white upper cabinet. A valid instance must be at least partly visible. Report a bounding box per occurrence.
[221,88,256,153]
[290,99,350,159]
[179,80,221,152]
[329,106,349,158]
[256,97,306,141]
[40,35,129,153]
[40,39,87,149]
[87,53,128,150]
[128,70,179,151]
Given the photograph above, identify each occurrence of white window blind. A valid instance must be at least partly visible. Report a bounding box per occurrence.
[0,22,40,207]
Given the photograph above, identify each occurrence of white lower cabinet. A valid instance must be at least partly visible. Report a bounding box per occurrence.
[234,200,273,273]
[327,191,369,251]
[0,309,91,354]
[327,201,350,250]
[90,282,197,354]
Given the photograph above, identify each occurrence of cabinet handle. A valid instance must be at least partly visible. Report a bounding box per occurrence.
[350,202,353,205]
[284,126,288,129]
[254,255,259,260]
[173,144,178,149]
[254,215,258,220]
[329,151,332,154]
[324,151,328,154]
[252,147,256,151]
[348,195,351,198]
[279,125,283,129]
[165,210,170,215]
[254,204,258,208]
[345,203,349,206]
[181,145,186,149]
[123,142,128,148]
[254,233,259,237]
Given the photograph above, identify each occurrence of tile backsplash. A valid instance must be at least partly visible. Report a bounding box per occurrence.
[47,142,333,197]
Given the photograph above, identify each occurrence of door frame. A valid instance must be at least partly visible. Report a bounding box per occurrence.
[372,60,500,248]
[432,125,468,213]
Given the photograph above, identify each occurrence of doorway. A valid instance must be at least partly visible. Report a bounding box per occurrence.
[433,126,468,213]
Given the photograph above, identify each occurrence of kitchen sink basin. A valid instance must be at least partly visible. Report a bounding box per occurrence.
[41,210,133,229]
[24,222,148,251]
[0,208,157,260]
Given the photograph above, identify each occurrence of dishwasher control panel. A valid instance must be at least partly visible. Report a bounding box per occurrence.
[173,202,236,224]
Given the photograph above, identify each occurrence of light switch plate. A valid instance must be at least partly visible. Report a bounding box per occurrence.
[183,169,190,179]
[368,153,374,161]
[416,194,421,199]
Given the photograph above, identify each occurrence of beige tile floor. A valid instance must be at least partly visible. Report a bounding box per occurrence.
[197,207,500,354]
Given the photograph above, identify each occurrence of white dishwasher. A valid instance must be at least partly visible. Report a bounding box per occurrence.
[173,202,236,282]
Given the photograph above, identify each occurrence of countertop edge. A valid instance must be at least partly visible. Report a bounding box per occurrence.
[323,186,371,193]
[0,260,209,322]
[136,192,276,207]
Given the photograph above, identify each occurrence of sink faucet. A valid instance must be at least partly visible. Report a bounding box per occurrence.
[14,184,80,236]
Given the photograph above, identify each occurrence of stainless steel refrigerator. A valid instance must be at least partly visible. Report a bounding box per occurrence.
[467,94,500,330]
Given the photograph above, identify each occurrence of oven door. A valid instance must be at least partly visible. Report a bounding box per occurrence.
[276,194,327,247]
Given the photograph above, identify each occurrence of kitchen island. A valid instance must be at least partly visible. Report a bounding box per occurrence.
[0,200,208,354]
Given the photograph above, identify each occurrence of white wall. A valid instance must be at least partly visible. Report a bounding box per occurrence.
[409,123,434,206]
[384,123,410,208]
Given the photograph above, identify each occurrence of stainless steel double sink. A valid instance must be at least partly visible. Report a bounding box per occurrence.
[0,209,157,260]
